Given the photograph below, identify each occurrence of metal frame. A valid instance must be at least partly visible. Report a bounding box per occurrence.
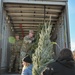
[0,0,3,74]
[0,0,3,41]
[65,2,70,48]
[3,0,66,5]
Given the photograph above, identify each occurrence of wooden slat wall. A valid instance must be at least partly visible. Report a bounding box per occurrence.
[4,3,64,37]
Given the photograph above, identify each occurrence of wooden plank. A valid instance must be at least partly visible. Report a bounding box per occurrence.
[14,25,39,26]
[12,21,44,24]
[7,10,44,13]
[11,18,57,21]
[14,28,38,31]
[8,13,58,17]
[11,19,57,23]
[13,21,56,24]
[4,4,44,8]
[13,24,40,26]
[16,29,37,31]
[6,10,60,14]
[21,16,57,19]
[9,14,58,18]
[14,26,38,28]
[5,7,61,12]
[12,21,56,24]
[4,4,63,9]
[11,16,58,20]
[17,30,37,32]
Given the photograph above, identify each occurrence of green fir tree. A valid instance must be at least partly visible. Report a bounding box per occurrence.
[32,21,54,75]
[30,24,43,53]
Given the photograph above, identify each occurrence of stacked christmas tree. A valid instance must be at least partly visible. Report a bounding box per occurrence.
[32,21,54,75]
[30,25,43,52]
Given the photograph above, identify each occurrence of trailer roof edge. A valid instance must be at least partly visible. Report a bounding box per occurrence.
[3,0,66,6]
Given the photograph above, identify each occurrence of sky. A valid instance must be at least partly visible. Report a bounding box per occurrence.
[68,0,75,51]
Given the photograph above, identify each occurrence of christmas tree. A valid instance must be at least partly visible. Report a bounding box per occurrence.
[30,24,44,54]
[32,20,54,75]
[28,25,43,58]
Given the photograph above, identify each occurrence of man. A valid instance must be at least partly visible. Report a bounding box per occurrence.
[9,34,22,72]
[19,30,34,72]
[42,48,75,75]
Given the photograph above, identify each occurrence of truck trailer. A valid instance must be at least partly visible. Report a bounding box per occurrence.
[0,0,70,74]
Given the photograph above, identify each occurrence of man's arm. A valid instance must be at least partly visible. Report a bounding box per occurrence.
[41,66,54,75]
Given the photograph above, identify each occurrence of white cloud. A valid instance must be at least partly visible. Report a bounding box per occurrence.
[71,41,75,51]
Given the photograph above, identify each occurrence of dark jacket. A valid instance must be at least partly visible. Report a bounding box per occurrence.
[43,57,75,75]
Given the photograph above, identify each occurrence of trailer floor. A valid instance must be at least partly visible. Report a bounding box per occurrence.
[1,72,21,75]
